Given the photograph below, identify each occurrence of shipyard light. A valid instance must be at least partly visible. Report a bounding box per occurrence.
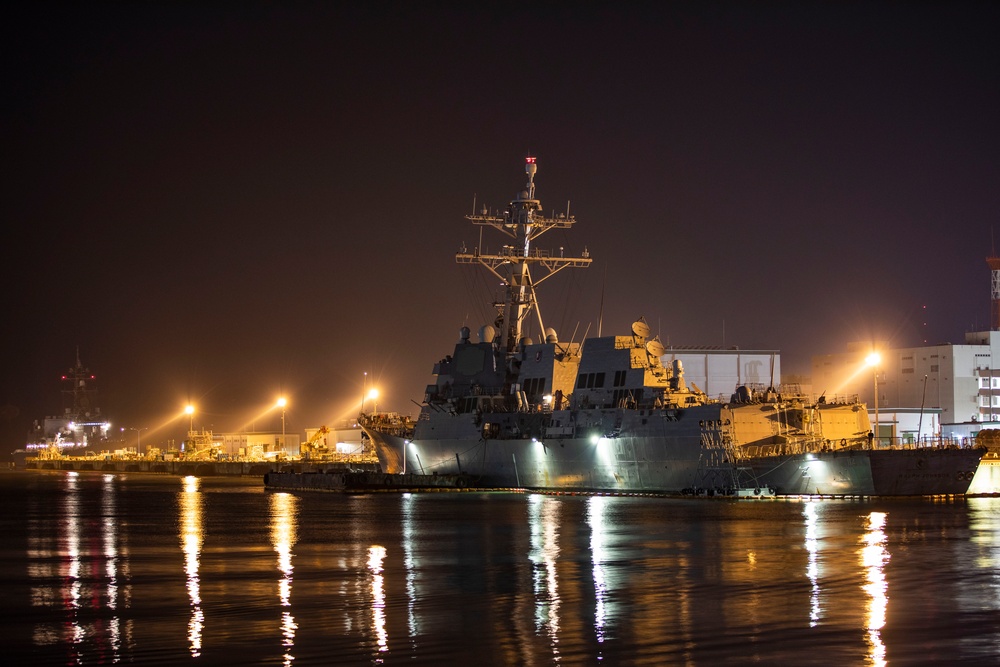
[865,352,881,448]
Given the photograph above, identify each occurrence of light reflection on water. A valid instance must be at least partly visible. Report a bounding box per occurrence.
[861,511,889,667]
[368,544,388,657]
[8,473,1000,664]
[270,491,298,667]
[528,493,561,660]
[179,475,204,657]
[587,495,609,649]
[401,493,419,644]
[803,500,821,627]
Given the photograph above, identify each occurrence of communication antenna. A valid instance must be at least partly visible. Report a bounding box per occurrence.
[598,263,607,337]
[987,231,1000,330]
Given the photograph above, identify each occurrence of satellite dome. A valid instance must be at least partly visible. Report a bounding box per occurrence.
[545,328,558,343]
[459,326,471,342]
[479,325,496,343]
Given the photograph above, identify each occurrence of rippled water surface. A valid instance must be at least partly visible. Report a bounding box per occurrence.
[2,470,999,665]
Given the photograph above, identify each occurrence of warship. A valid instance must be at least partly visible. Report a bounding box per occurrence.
[360,158,983,496]
[22,350,112,457]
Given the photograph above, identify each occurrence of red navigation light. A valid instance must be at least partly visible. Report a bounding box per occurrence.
[526,156,536,163]
[61,375,66,380]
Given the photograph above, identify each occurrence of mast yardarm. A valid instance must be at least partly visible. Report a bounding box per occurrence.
[457,157,592,352]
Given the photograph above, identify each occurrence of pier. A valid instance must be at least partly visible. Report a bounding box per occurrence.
[22,458,380,477]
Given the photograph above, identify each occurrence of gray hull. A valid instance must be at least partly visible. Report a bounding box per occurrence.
[366,432,704,491]
[365,428,984,496]
[364,405,724,492]
[747,448,984,496]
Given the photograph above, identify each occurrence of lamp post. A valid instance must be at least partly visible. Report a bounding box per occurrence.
[361,372,368,414]
[866,352,881,448]
[276,397,287,443]
[130,427,148,455]
[185,404,195,433]
[368,388,379,415]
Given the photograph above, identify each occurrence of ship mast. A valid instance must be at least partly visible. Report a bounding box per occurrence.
[62,347,98,418]
[457,157,592,353]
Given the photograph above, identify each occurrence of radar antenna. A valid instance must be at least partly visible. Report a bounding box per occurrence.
[457,157,592,353]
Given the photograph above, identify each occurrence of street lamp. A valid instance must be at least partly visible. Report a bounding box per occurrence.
[276,397,287,442]
[865,352,881,448]
[185,404,195,433]
[130,427,148,455]
[361,372,368,413]
[367,388,379,414]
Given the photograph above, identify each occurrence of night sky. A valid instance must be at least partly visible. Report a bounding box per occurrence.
[3,2,998,451]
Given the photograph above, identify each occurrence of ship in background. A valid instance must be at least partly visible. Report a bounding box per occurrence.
[360,158,983,496]
[24,350,111,457]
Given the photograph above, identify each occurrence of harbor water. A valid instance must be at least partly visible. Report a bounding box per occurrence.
[2,471,999,665]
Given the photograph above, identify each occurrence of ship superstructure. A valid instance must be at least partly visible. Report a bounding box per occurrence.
[26,350,111,454]
[361,158,983,495]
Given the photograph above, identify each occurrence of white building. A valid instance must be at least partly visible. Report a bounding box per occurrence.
[810,331,1000,443]
[218,431,301,458]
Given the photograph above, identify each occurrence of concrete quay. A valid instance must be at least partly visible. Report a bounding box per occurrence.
[23,458,381,477]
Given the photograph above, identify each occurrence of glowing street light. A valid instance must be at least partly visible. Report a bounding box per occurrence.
[367,388,379,414]
[185,404,195,432]
[866,352,881,448]
[276,397,287,441]
[130,426,148,456]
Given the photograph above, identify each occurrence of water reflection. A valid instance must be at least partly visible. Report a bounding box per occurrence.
[101,474,125,656]
[270,492,299,667]
[26,472,133,661]
[401,493,419,644]
[861,511,889,667]
[179,475,204,657]
[528,494,561,660]
[586,495,609,648]
[13,476,1000,663]
[368,544,388,657]
[803,501,822,627]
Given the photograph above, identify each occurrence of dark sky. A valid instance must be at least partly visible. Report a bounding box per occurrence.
[3,2,998,450]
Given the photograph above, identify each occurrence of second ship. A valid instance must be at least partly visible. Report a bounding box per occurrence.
[361,157,983,496]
